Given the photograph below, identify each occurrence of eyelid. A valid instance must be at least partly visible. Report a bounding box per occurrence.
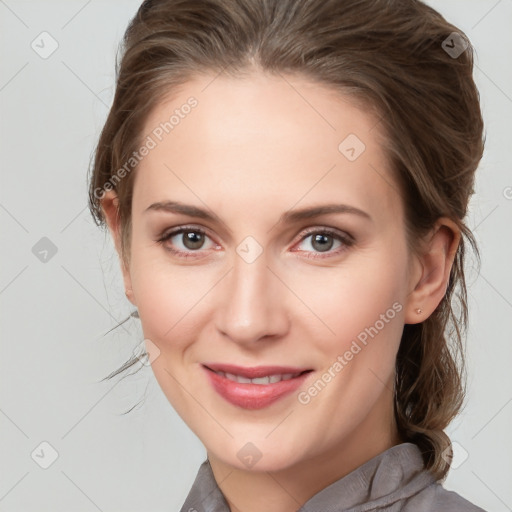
[159,224,212,241]
[289,226,354,259]
[156,224,219,256]
[294,225,354,244]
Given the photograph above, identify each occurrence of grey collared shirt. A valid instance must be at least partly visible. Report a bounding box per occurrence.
[180,442,486,511]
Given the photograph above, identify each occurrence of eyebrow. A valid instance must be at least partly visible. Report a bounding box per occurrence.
[144,201,372,224]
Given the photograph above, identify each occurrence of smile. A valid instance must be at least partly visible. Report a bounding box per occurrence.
[211,370,303,384]
[202,363,313,409]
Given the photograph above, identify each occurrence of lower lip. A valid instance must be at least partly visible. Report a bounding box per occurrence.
[203,366,311,410]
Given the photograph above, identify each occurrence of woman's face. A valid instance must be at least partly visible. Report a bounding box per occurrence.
[117,71,421,471]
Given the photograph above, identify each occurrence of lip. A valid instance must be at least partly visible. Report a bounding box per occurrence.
[202,363,313,410]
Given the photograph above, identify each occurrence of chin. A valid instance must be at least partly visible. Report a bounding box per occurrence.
[210,436,305,473]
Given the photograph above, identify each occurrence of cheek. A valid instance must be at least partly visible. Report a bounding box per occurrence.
[129,249,216,350]
[294,251,407,352]
[295,254,407,426]
[130,261,207,406]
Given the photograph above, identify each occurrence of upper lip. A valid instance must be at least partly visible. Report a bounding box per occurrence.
[203,363,313,379]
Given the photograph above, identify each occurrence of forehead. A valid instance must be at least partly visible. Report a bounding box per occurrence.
[134,72,401,222]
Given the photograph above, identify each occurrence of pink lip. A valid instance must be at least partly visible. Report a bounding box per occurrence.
[202,363,313,410]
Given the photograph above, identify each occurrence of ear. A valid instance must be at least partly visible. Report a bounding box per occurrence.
[100,190,136,306]
[404,217,461,324]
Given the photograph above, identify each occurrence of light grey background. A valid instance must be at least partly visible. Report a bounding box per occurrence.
[0,1,511,511]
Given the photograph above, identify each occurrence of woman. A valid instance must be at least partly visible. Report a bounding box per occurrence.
[88,0,486,510]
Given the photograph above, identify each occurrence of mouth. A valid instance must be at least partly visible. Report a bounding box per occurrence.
[202,363,313,383]
[201,363,314,409]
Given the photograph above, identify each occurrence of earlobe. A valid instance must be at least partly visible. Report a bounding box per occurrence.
[100,190,137,307]
[405,218,460,324]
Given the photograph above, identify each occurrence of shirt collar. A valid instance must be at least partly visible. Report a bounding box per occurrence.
[180,442,435,512]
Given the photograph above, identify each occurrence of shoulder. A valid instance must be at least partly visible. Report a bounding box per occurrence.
[402,481,486,511]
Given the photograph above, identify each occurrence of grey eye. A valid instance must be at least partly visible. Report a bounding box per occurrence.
[180,231,206,250]
[310,233,334,252]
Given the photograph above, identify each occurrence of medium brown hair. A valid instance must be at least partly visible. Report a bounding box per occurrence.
[88,0,484,480]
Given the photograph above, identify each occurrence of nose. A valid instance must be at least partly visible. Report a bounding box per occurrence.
[214,249,290,346]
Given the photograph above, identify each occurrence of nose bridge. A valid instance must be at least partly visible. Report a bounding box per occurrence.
[215,248,288,343]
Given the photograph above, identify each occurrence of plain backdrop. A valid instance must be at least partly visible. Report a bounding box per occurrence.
[0,1,511,511]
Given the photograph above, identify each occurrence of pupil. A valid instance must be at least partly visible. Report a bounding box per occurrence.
[183,231,204,249]
[312,234,333,252]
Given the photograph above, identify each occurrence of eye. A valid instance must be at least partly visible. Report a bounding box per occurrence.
[293,228,354,259]
[156,225,354,260]
[156,226,218,258]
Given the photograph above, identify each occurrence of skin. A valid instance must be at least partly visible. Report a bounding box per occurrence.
[101,70,460,512]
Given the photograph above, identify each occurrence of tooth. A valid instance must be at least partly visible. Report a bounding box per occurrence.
[215,371,303,384]
[251,376,271,384]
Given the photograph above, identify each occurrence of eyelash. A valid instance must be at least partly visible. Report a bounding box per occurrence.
[155,225,354,260]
